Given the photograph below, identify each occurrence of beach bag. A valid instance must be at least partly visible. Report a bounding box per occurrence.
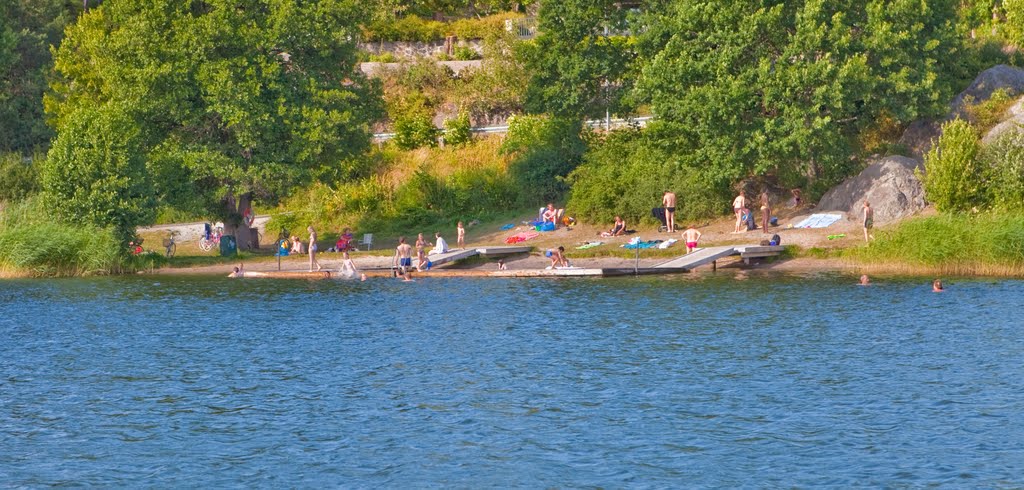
[540,222,556,232]
[770,234,781,246]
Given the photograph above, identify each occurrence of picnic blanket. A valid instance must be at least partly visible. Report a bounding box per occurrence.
[793,213,843,229]
[622,238,663,249]
[657,239,678,249]
[505,231,540,244]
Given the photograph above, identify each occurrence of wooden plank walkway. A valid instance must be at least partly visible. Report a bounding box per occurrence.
[425,248,480,267]
[654,245,741,270]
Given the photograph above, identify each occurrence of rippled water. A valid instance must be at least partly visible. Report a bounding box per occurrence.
[1,273,1023,486]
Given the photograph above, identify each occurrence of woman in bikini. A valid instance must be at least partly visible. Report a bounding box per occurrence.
[308,226,322,272]
[415,233,430,271]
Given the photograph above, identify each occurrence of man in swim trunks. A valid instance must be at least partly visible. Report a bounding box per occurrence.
[681,226,702,253]
[862,200,874,244]
[662,190,677,233]
[395,237,413,275]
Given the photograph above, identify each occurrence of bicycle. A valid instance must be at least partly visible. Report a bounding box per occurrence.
[162,230,179,258]
[198,224,223,252]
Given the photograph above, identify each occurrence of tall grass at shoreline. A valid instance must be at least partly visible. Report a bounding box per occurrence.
[846,213,1024,276]
[0,199,125,277]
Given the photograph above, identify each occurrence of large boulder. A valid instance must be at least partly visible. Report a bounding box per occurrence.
[901,65,1024,157]
[817,156,926,224]
[982,97,1024,144]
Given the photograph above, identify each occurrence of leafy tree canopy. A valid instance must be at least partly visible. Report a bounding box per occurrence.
[46,0,383,230]
[632,0,960,190]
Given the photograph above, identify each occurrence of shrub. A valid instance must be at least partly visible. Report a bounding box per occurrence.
[983,131,1024,211]
[0,151,41,202]
[393,111,438,150]
[501,114,586,204]
[0,199,125,276]
[450,12,524,40]
[964,88,1015,131]
[453,45,480,60]
[443,112,472,146]
[919,118,987,213]
[364,15,446,42]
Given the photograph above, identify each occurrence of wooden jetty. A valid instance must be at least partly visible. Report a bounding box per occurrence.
[237,244,784,279]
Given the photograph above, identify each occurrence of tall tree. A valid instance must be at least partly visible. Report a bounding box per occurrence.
[633,0,960,191]
[521,0,636,119]
[46,0,383,245]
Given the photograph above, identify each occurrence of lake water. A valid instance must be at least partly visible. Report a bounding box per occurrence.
[1,273,1023,487]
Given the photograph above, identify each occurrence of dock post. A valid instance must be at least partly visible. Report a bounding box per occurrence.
[712,260,717,271]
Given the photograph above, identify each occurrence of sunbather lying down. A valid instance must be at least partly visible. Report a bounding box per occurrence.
[601,216,626,237]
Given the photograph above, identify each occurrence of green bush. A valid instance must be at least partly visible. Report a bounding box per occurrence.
[443,112,472,146]
[568,128,727,225]
[964,88,1015,131]
[919,118,987,213]
[850,212,1024,269]
[453,45,480,60]
[983,131,1024,211]
[0,151,41,202]
[450,13,524,40]
[393,111,438,150]
[501,114,586,204]
[0,199,126,276]
[365,15,446,42]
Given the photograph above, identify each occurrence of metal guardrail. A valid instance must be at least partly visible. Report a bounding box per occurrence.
[372,116,653,141]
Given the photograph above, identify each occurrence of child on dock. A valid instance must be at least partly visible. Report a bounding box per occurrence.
[457,221,466,249]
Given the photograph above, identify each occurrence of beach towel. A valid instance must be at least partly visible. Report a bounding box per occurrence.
[793,213,843,229]
[505,231,540,244]
[500,223,515,230]
[576,241,604,250]
[657,239,678,249]
[622,239,662,249]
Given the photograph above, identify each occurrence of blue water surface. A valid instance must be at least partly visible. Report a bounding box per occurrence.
[1,273,1023,487]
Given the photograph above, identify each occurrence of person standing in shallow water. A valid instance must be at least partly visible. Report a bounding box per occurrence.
[394,237,413,276]
[862,200,874,244]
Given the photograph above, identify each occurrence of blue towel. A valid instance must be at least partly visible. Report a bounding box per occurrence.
[500,223,515,230]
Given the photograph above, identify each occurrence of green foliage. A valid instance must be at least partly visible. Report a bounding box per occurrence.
[919,118,987,213]
[850,212,1024,269]
[443,112,472,146]
[982,131,1024,211]
[0,0,79,152]
[48,0,383,222]
[568,127,726,224]
[453,45,480,60]
[394,110,439,149]
[450,32,529,121]
[964,88,1015,131]
[1005,0,1024,47]
[0,198,125,277]
[364,12,526,42]
[41,104,156,244]
[633,0,961,191]
[0,151,42,202]
[501,114,587,203]
[523,0,636,118]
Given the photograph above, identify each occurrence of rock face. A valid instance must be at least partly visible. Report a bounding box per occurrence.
[949,65,1024,119]
[901,65,1024,157]
[817,156,926,224]
[982,97,1024,144]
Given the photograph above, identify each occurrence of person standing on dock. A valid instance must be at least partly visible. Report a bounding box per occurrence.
[862,200,874,244]
[457,221,466,249]
[662,190,677,233]
[394,237,413,275]
[308,226,322,272]
[415,233,430,271]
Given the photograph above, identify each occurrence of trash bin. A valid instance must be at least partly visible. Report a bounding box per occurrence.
[220,235,237,257]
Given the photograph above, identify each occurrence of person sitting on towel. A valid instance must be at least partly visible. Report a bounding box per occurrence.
[541,203,564,228]
[601,216,626,237]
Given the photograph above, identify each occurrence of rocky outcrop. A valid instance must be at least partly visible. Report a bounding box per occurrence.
[982,97,1024,144]
[901,65,1024,157]
[817,156,926,224]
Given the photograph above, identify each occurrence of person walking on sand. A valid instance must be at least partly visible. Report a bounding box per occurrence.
[760,191,771,233]
[733,190,747,233]
[457,221,466,249]
[415,233,430,271]
[308,226,322,272]
[862,200,874,244]
[394,237,413,275]
[682,225,702,254]
[662,190,677,233]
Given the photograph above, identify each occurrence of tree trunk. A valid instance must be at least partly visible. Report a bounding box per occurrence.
[222,192,260,250]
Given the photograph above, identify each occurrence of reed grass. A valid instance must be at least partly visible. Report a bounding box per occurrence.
[0,199,126,277]
[845,213,1024,277]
